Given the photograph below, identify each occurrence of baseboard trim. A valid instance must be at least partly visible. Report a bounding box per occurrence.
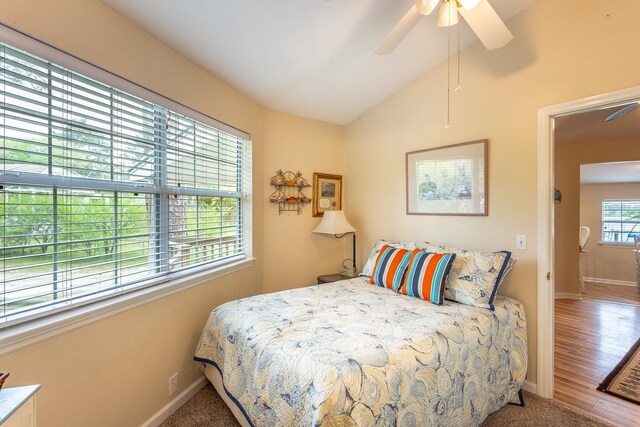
[522,379,537,394]
[583,277,637,287]
[555,292,581,300]
[141,375,208,427]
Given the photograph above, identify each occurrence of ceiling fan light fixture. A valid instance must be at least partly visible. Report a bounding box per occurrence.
[416,0,441,16]
[437,1,459,27]
[459,0,482,10]
[378,0,513,53]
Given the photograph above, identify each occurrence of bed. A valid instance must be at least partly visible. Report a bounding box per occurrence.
[194,276,527,426]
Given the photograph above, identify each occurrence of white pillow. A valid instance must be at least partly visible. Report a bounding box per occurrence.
[424,244,514,311]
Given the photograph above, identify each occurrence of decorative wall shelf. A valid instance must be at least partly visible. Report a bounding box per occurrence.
[269,170,311,215]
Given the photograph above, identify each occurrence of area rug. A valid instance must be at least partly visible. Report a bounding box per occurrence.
[597,335,640,405]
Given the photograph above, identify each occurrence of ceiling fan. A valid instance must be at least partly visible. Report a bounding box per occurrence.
[604,102,640,122]
[376,0,513,55]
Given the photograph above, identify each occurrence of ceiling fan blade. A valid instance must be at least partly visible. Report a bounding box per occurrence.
[458,0,513,50]
[416,0,440,16]
[604,103,640,122]
[375,5,423,55]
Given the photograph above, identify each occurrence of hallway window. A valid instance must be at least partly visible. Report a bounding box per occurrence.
[601,199,640,244]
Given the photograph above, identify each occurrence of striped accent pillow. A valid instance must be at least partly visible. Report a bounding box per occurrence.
[400,250,456,304]
[360,240,429,277]
[369,245,412,291]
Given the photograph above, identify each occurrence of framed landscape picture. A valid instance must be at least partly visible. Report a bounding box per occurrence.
[313,172,342,217]
[406,139,488,216]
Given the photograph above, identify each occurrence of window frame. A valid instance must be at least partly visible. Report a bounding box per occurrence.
[600,198,640,246]
[0,24,253,352]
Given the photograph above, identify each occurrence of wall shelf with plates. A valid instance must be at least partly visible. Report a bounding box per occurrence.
[269,170,311,215]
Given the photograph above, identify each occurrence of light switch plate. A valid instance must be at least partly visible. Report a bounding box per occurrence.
[516,234,527,250]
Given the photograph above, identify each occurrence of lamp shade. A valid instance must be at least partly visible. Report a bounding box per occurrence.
[313,211,355,235]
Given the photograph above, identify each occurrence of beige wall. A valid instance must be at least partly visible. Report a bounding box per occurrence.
[344,0,640,385]
[2,0,640,421]
[580,182,640,284]
[555,139,640,295]
[263,111,345,292]
[554,142,580,295]
[0,271,261,427]
[0,1,264,425]
[0,0,344,426]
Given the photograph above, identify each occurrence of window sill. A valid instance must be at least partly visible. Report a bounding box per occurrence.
[598,241,635,248]
[0,257,255,357]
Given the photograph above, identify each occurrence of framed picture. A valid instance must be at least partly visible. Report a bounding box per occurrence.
[406,139,488,216]
[313,172,343,217]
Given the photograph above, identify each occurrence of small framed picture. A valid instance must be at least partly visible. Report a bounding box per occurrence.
[406,139,488,216]
[313,172,343,217]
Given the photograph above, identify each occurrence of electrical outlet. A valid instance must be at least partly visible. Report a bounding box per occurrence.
[169,373,178,396]
[516,234,527,250]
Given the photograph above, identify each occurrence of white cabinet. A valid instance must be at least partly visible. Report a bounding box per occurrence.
[0,385,40,426]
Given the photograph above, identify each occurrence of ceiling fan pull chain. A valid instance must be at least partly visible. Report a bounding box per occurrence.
[456,19,463,93]
[445,3,452,129]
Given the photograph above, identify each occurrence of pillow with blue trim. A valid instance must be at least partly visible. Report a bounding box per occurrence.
[369,245,412,291]
[425,244,513,311]
[399,249,456,305]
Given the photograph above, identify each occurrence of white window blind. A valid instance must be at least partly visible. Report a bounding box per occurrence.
[0,40,251,326]
[601,199,640,244]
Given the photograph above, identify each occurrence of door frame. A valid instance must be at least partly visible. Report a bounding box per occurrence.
[536,85,640,398]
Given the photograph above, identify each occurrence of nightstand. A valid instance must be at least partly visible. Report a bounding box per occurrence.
[0,385,40,426]
[317,273,352,284]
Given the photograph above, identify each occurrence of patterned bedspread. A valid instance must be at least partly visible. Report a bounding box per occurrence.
[194,277,528,426]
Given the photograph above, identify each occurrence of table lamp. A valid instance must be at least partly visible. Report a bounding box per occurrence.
[312,211,357,277]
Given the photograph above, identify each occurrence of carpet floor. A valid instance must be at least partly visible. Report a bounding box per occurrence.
[160,384,615,427]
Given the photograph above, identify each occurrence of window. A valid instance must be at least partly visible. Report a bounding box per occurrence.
[601,199,640,244]
[0,39,251,327]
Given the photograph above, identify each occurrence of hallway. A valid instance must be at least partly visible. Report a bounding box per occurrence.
[554,292,640,426]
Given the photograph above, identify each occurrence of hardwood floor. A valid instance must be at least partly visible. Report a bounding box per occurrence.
[555,293,640,426]
[582,282,640,306]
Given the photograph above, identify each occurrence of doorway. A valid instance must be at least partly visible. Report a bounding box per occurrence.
[553,122,640,424]
[579,162,640,305]
[537,86,640,425]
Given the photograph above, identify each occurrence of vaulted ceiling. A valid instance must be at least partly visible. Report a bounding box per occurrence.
[100,0,534,125]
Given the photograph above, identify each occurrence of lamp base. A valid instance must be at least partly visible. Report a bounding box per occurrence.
[340,266,357,277]
[340,257,357,277]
